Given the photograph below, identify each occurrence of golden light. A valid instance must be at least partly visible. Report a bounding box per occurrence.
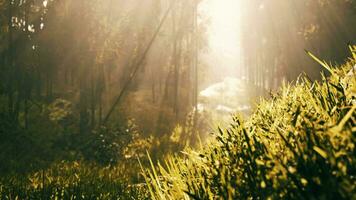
[202,0,243,77]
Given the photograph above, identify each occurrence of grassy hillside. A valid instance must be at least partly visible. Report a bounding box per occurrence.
[143,47,356,199]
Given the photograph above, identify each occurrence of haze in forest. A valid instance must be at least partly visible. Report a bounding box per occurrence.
[0,0,355,199]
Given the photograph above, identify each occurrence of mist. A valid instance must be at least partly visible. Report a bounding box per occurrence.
[0,0,355,198]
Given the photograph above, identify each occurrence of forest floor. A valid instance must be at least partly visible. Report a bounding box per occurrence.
[0,55,355,199]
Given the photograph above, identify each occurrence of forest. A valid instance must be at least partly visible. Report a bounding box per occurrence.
[0,0,355,199]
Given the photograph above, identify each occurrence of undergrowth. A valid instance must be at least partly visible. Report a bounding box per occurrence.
[143,46,356,199]
[0,47,354,200]
[0,161,149,200]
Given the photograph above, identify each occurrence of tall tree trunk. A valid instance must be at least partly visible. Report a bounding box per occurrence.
[79,76,89,134]
[7,0,14,116]
[151,68,156,103]
[193,0,198,110]
[90,65,96,130]
[172,7,179,118]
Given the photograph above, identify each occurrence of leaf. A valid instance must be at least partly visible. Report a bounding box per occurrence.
[338,105,355,129]
[313,146,327,159]
[255,159,264,166]
[349,44,356,59]
[292,106,301,126]
[305,50,333,74]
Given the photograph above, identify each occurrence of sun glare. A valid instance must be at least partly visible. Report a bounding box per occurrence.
[202,0,243,77]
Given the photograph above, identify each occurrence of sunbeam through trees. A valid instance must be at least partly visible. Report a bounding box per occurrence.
[0,0,355,199]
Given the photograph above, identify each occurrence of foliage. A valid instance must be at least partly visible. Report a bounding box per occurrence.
[80,122,139,165]
[143,50,356,199]
[0,0,207,140]
[0,97,150,172]
[0,161,149,200]
[1,0,355,199]
[0,103,63,174]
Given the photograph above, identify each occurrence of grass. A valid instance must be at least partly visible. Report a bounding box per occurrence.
[142,46,356,199]
[0,161,149,200]
[0,47,354,199]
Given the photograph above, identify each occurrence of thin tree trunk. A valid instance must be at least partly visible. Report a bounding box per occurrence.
[151,69,156,103]
[90,66,96,130]
[7,0,14,116]
[194,1,198,110]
